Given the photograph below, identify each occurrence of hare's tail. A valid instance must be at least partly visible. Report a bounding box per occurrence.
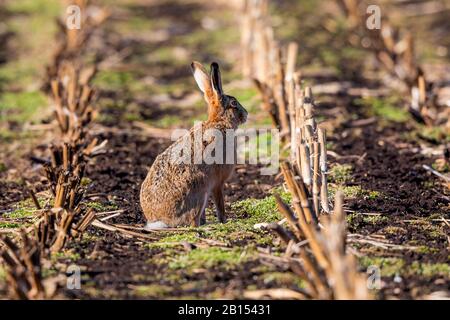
[144,220,169,230]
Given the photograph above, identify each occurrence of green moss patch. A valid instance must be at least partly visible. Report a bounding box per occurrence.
[355,97,410,123]
[51,250,81,263]
[6,0,61,15]
[232,190,290,223]
[262,272,305,288]
[148,114,183,128]
[359,256,450,278]
[0,198,45,229]
[8,199,42,218]
[0,91,48,123]
[86,201,119,212]
[93,70,140,91]
[382,226,407,236]
[359,256,405,277]
[413,246,440,255]
[168,247,251,270]
[0,221,21,229]
[347,213,389,229]
[409,262,450,277]
[330,185,381,200]
[407,221,447,241]
[133,284,173,298]
[329,164,353,184]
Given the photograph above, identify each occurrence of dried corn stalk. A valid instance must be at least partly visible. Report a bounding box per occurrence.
[290,86,330,215]
[0,230,45,299]
[45,0,108,89]
[241,0,368,300]
[241,1,330,213]
[241,0,297,138]
[51,63,97,141]
[33,0,106,253]
[0,0,107,300]
[270,162,371,299]
[37,68,104,252]
[37,50,105,252]
[39,141,98,252]
[335,0,445,125]
[241,0,270,81]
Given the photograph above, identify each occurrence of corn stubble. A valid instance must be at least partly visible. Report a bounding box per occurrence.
[272,164,370,299]
[242,0,370,299]
[0,1,107,299]
[335,0,448,127]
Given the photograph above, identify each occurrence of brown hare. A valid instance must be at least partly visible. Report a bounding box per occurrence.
[140,61,248,229]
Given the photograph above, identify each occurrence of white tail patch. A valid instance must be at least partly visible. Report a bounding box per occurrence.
[144,221,168,230]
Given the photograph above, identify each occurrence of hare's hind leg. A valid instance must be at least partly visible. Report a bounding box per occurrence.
[189,192,210,227]
[212,185,226,223]
[191,208,206,227]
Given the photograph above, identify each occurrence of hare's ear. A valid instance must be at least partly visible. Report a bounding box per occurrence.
[210,62,223,97]
[191,61,212,95]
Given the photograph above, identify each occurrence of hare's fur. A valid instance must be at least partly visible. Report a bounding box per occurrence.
[140,62,247,228]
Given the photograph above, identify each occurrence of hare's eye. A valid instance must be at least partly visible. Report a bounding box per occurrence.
[230,100,237,108]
